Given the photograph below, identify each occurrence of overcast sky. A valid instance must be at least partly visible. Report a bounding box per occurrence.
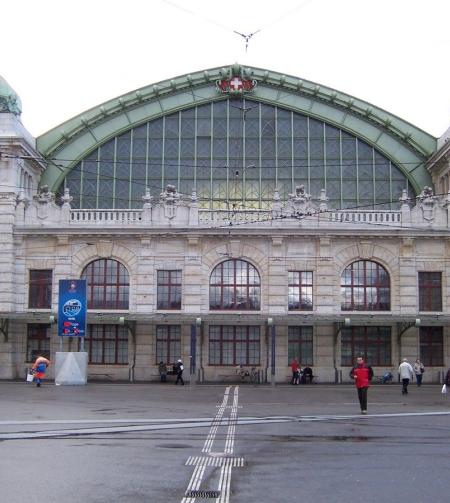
[1,0,449,138]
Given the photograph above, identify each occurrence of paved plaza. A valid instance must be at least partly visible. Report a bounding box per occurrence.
[1,381,449,503]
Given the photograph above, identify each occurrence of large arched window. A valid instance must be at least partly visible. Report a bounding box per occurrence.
[59,99,414,210]
[341,260,390,311]
[210,259,261,310]
[81,259,129,309]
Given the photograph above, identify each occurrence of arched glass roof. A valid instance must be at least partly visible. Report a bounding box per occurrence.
[37,64,436,209]
[58,98,414,210]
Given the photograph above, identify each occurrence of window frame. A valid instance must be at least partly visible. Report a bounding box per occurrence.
[288,271,313,311]
[340,326,391,366]
[80,324,129,365]
[81,259,130,310]
[419,326,443,366]
[156,325,181,364]
[287,326,313,365]
[418,272,442,312]
[341,260,390,311]
[209,259,261,311]
[209,325,260,366]
[26,324,51,362]
[157,270,182,310]
[28,269,53,309]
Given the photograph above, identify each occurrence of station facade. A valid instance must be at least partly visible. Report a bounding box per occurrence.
[1,65,449,383]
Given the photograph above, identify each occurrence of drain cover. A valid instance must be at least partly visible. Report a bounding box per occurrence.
[185,490,221,498]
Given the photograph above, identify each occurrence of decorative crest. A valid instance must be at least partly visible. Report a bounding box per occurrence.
[216,75,257,95]
[216,64,257,95]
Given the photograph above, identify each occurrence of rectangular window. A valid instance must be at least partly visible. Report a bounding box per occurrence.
[156,325,181,364]
[420,327,443,366]
[341,326,391,366]
[209,325,260,366]
[28,270,52,309]
[157,270,182,309]
[288,326,313,365]
[419,272,442,311]
[288,271,313,310]
[80,324,128,364]
[26,324,50,362]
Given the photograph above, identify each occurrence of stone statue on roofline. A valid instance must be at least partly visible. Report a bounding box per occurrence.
[160,184,180,205]
[285,184,317,216]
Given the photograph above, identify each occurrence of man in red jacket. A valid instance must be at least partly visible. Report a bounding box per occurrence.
[350,356,374,414]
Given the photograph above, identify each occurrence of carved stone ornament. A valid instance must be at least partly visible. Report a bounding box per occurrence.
[160,184,180,220]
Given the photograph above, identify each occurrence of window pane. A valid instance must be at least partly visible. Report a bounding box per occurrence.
[340,326,391,366]
[209,260,260,310]
[341,261,390,311]
[208,326,260,365]
[29,270,52,309]
[82,259,129,309]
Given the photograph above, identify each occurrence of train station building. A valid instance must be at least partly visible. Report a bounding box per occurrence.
[1,64,449,383]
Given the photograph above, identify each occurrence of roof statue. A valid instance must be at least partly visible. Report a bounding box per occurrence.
[0,75,22,116]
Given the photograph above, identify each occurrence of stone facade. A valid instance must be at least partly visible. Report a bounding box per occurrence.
[1,86,450,384]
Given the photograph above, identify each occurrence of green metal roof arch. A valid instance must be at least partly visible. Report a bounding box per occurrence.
[37,64,437,193]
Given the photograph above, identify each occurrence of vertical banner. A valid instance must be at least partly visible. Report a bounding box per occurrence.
[58,279,87,337]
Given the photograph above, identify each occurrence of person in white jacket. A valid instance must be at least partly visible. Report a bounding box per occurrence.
[399,358,414,395]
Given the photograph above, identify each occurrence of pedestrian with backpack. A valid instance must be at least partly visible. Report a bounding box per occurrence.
[175,359,184,385]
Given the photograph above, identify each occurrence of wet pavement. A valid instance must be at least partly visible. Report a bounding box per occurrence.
[1,381,449,502]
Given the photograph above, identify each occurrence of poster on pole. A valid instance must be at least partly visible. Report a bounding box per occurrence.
[58,279,87,337]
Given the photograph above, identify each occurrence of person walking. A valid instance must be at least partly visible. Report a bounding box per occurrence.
[290,358,300,385]
[174,359,184,385]
[158,361,167,383]
[31,355,50,387]
[350,356,373,414]
[399,358,414,395]
[413,358,425,387]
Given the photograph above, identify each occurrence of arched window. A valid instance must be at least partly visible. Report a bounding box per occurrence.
[81,259,129,309]
[341,260,390,311]
[210,259,260,310]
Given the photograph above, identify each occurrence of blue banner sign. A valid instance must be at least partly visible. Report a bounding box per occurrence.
[58,279,87,337]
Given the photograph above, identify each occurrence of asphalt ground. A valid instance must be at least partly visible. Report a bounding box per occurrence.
[0,381,449,503]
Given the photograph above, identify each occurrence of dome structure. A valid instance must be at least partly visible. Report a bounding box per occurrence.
[0,75,22,116]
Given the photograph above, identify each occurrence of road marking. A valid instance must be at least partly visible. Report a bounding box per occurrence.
[224,387,238,454]
[217,458,233,503]
[182,386,242,503]
[186,457,244,468]
[202,386,230,453]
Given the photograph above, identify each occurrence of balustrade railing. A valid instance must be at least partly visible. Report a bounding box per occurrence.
[198,209,273,225]
[328,210,402,224]
[66,208,403,226]
[70,209,142,224]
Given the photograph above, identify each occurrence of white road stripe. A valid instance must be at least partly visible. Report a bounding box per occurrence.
[217,458,233,503]
[224,388,239,454]
[180,386,243,503]
[185,457,244,467]
[202,387,231,453]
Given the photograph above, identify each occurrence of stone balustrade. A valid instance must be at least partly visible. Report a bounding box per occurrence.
[13,185,450,229]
